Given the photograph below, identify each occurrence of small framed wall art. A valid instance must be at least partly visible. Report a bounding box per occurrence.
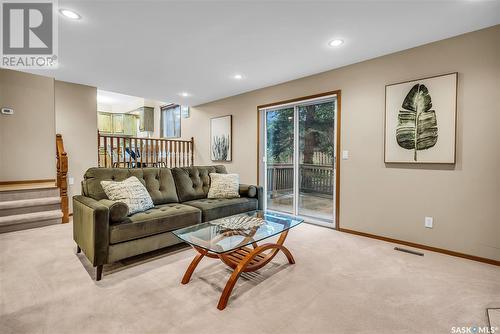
[210,115,232,161]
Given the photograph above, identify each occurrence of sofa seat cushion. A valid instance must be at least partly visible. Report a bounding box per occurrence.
[109,204,201,244]
[183,198,258,222]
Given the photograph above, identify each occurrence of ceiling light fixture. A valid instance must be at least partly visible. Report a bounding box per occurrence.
[60,9,81,20]
[180,92,189,97]
[233,74,243,80]
[328,39,344,47]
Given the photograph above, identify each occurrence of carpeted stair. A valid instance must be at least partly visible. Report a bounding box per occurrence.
[0,183,63,233]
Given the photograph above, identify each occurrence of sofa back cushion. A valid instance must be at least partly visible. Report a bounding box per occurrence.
[82,168,179,205]
[171,165,227,202]
[82,168,129,200]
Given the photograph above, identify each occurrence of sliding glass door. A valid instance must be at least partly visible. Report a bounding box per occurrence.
[265,107,295,214]
[261,95,337,226]
[298,100,335,221]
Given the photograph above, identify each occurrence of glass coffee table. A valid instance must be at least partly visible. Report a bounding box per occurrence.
[173,210,303,310]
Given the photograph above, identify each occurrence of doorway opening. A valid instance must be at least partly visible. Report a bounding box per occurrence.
[258,91,341,228]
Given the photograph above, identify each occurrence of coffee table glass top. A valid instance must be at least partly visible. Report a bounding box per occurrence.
[173,211,303,254]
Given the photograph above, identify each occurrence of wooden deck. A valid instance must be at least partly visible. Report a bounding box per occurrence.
[267,192,334,222]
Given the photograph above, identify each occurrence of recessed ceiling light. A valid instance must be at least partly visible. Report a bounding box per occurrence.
[179,92,189,97]
[60,9,81,20]
[233,74,243,80]
[328,39,344,47]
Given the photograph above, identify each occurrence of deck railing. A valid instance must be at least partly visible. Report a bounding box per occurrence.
[98,132,194,168]
[300,164,335,195]
[266,163,334,197]
[267,163,294,194]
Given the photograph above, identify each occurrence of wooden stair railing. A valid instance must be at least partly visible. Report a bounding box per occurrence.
[98,132,194,168]
[56,134,69,224]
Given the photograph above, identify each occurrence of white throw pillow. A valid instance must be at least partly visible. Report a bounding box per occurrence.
[100,176,154,215]
[207,173,240,199]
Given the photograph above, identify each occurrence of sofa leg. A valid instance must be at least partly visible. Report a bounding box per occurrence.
[96,265,103,281]
[76,245,81,254]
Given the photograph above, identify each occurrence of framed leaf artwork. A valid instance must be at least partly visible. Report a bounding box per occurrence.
[384,72,457,164]
[210,115,232,161]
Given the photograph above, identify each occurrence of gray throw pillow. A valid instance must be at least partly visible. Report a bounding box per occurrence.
[100,176,154,215]
[207,173,240,199]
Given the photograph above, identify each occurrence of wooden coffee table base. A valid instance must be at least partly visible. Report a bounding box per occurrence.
[180,230,295,310]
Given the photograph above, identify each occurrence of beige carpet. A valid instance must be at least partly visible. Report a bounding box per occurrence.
[488,308,500,328]
[0,222,499,334]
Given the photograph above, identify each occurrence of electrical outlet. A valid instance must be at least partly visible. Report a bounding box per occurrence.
[1,107,14,115]
[424,216,433,228]
[68,177,74,185]
[342,150,349,160]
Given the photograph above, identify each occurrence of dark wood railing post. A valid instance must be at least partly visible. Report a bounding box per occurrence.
[56,134,69,224]
[97,131,101,167]
[140,138,144,167]
[191,137,194,166]
[103,136,108,167]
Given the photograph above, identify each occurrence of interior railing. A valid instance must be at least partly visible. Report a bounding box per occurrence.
[97,132,194,168]
[56,134,70,224]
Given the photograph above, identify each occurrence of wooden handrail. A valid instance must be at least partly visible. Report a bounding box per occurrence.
[98,131,194,168]
[56,134,69,224]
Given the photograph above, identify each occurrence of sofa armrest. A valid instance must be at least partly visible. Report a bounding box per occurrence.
[239,184,264,210]
[73,195,110,266]
[98,199,128,223]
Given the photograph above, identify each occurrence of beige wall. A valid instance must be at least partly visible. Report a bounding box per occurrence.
[180,25,500,260]
[0,69,98,211]
[55,81,97,211]
[0,69,56,182]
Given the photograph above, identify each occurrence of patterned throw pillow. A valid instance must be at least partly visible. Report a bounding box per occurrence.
[207,173,240,199]
[100,176,154,215]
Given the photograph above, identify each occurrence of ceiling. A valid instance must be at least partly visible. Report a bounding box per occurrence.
[97,90,144,113]
[27,0,500,106]
[97,90,165,113]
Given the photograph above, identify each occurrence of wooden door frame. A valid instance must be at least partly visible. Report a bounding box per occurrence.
[256,90,342,229]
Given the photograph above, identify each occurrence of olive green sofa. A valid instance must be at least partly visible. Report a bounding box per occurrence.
[73,165,263,280]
